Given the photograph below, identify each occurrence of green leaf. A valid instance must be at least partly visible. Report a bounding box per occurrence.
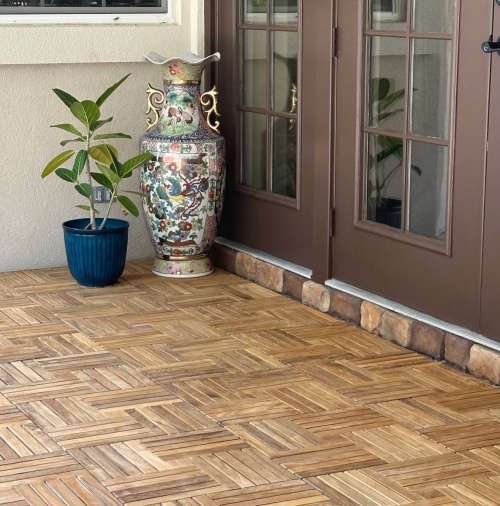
[41,150,75,178]
[96,164,120,183]
[371,77,390,103]
[55,168,77,182]
[90,117,113,131]
[75,183,92,199]
[117,195,139,217]
[60,138,85,146]
[88,144,117,164]
[70,100,100,128]
[374,109,404,125]
[76,205,100,214]
[72,150,88,178]
[51,123,84,137]
[53,88,79,108]
[378,135,403,150]
[96,74,131,107]
[95,163,120,183]
[410,164,422,176]
[376,145,403,165]
[94,133,132,141]
[91,171,114,191]
[378,89,405,114]
[121,152,154,177]
[107,148,123,177]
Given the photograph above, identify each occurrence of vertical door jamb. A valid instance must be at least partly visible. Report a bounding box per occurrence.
[306,0,336,282]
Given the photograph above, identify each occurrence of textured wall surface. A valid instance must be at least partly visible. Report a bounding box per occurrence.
[0,1,205,272]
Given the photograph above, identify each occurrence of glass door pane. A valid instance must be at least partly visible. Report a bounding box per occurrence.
[272,0,298,25]
[242,0,268,24]
[410,38,452,138]
[242,30,267,108]
[412,0,454,33]
[238,1,299,199]
[363,0,456,244]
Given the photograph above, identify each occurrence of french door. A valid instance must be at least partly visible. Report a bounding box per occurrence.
[334,0,500,337]
[215,0,334,275]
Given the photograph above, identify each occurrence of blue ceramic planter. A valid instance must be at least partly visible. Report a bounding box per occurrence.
[63,218,129,287]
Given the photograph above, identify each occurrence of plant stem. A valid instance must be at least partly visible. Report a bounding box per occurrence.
[85,137,97,230]
[100,186,116,230]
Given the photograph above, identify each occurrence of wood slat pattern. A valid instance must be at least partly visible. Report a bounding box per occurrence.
[0,260,500,504]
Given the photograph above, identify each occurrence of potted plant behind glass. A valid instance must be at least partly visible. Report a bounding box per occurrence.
[368,77,422,228]
[41,74,153,287]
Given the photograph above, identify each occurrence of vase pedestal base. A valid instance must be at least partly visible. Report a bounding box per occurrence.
[152,255,213,278]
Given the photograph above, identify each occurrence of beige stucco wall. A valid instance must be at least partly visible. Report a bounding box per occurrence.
[0,1,206,272]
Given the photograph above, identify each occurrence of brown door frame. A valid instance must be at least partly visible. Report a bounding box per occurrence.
[333,0,491,331]
[206,0,335,282]
[479,2,498,337]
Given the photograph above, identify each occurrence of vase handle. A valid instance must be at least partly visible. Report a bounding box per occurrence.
[145,84,165,132]
[200,86,221,134]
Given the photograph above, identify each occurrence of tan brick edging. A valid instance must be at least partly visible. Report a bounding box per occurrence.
[211,243,500,386]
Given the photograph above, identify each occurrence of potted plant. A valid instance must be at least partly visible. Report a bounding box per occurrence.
[41,74,153,287]
[367,77,422,227]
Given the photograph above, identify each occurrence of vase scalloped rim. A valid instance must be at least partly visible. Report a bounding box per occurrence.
[143,51,221,66]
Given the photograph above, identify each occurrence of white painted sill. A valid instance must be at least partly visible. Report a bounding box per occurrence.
[0,12,174,25]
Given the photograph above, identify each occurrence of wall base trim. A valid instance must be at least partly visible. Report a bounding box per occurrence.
[211,239,500,386]
[326,278,500,355]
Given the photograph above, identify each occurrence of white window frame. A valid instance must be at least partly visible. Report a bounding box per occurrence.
[0,0,171,24]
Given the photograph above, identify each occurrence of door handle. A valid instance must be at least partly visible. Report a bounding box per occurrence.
[482,35,500,54]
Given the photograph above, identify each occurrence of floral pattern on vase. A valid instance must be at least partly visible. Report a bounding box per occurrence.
[140,52,225,278]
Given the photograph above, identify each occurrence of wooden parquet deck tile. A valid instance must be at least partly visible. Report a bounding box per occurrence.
[4,261,500,504]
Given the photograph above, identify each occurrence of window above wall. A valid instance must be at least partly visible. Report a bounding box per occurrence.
[0,0,168,14]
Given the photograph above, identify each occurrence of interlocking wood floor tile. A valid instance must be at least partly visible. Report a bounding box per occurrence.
[429,387,500,413]
[0,452,82,485]
[141,428,247,460]
[275,436,387,477]
[228,419,325,457]
[46,416,156,450]
[267,381,360,412]
[144,359,230,385]
[205,480,331,505]
[15,473,124,505]
[2,379,96,403]
[69,442,172,481]
[375,453,494,492]
[167,378,258,409]
[2,261,500,503]
[438,477,500,505]
[420,420,500,451]
[81,385,174,411]
[203,396,301,424]
[103,466,225,505]
[338,378,435,404]
[371,398,471,431]
[297,360,381,389]
[233,329,311,351]
[346,424,450,462]
[284,407,392,445]
[309,468,425,505]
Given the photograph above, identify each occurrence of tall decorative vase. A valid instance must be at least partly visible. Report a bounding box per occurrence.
[140,52,225,278]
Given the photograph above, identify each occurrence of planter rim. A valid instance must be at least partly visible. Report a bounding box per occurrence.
[63,218,130,235]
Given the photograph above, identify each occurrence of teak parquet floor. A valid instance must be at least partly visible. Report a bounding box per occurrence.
[1,260,500,505]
